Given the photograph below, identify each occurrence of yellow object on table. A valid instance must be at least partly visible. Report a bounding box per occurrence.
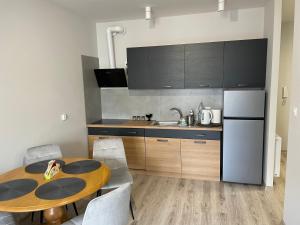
[44,160,61,180]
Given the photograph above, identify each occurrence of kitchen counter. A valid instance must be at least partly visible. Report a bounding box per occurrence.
[87,119,222,131]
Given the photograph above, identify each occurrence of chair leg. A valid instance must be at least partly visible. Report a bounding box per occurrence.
[72,203,79,216]
[130,199,135,220]
[97,189,102,197]
[31,212,34,222]
[40,211,44,224]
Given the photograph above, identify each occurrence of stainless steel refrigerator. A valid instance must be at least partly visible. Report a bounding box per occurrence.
[223,90,265,185]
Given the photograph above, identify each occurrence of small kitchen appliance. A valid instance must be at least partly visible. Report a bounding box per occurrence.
[200,107,213,125]
[211,109,222,124]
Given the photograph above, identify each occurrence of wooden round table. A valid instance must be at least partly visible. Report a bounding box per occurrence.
[0,158,110,225]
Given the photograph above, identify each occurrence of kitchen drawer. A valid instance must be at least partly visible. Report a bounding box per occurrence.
[180,130,221,140]
[118,128,145,136]
[145,137,181,174]
[145,129,220,140]
[181,139,220,181]
[88,128,144,137]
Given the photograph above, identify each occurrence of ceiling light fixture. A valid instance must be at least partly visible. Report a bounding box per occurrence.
[145,6,152,20]
[218,0,225,12]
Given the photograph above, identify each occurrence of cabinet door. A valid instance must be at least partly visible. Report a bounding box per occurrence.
[223,39,267,88]
[123,137,146,170]
[181,139,220,181]
[145,137,181,173]
[88,135,146,170]
[185,42,224,88]
[127,47,150,89]
[148,45,184,89]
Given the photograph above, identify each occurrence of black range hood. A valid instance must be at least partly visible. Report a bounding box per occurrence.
[94,68,127,88]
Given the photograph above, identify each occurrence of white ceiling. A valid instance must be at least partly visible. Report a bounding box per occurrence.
[50,0,268,22]
[282,0,295,22]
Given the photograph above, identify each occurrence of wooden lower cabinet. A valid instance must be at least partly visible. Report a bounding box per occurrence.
[122,137,146,170]
[145,137,181,174]
[181,139,220,181]
[88,134,221,181]
[87,135,146,170]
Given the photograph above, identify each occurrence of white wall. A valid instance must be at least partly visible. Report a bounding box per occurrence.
[0,0,97,173]
[284,1,300,224]
[96,8,265,68]
[263,0,282,187]
[276,22,294,150]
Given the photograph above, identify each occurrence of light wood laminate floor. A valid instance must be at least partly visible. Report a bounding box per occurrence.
[24,152,286,225]
[129,152,286,225]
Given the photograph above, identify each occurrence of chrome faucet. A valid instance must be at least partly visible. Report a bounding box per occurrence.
[170,107,183,119]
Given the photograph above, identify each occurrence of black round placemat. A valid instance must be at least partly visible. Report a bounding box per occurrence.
[25,159,65,174]
[62,160,101,174]
[0,179,38,201]
[35,177,86,200]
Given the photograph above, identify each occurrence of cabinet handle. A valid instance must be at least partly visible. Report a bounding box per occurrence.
[194,141,207,144]
[199,84,210,88]
[157,139,168,142]
[163,85,173,88]
[237,84,248,87]
[196,134,206,137]
[127,131,137,134]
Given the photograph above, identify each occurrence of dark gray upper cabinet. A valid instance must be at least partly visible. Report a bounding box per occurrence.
[127,47,149,89]
[127,39,267,89]
[184,42,224,88]
[223,39,267,88]
[148,45,184,89]
[127,45,184,89]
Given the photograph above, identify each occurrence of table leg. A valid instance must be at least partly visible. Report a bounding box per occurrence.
[44,207,65,225]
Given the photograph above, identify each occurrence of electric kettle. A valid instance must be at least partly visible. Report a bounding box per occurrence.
[200,107,213,125]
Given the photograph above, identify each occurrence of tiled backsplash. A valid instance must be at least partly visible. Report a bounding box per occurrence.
[101,88,223,121]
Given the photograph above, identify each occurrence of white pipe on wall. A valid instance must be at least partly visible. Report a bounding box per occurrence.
[218,0,225,11]
[106,26,124,68]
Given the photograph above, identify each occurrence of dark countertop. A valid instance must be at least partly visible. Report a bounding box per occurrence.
[91,119,129,125]
[88,119,223,131]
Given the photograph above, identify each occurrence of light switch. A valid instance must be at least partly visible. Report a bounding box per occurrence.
[293,107,298,117]
[60,113,68,121]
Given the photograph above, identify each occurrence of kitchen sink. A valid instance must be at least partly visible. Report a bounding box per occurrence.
[154,121,179,126]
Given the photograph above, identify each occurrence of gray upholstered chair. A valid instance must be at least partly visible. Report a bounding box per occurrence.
[0,212,16,225]
[93,138,134,219]
[24,144,78,222]
[62,183,131,225]
[24,144,63,165]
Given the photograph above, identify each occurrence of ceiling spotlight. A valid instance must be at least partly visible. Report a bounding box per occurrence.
[218,0,225,12]
[145,6,152,20]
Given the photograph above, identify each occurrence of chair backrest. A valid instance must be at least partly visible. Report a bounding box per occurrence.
[23,144,63,166]
[93,138,128,169]
[0,212,16,225]
[82,183,131,225]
